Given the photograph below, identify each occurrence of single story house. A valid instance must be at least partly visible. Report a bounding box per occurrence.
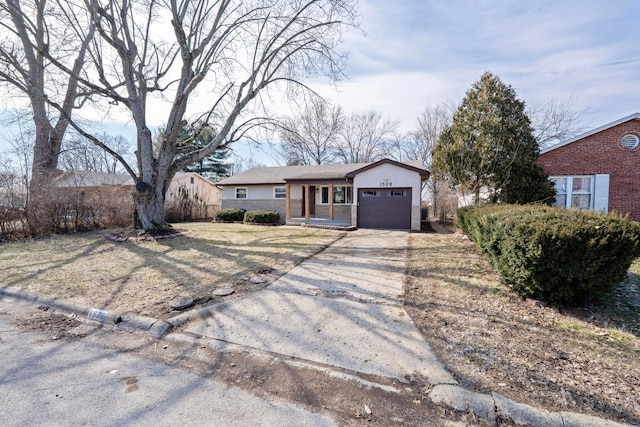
[52,170,136,226]
[216,158,430,230]
[53,170,135,207]
[54,170,222,221]
[538,112,640,220]
[165,172,222,219]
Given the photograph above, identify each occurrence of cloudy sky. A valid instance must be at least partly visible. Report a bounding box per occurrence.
[2,0,639,166]
[312,0,640,133]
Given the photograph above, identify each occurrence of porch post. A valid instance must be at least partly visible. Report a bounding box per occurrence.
[285,183,291,221]
[329,184,334,220]
[304,184,311,220]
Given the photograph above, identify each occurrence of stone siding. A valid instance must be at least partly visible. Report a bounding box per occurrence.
[223,199,351,224]
[314,205,351,222]
[222,199,288,224]
[411,205,421,231]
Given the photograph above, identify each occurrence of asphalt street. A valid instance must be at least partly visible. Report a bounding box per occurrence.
[0,299,337,427]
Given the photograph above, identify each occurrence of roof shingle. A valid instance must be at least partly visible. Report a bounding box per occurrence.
[216,159,427,186]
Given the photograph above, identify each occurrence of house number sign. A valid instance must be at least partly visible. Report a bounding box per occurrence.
[380,178,393,187]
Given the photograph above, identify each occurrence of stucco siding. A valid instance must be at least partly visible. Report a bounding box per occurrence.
[222,184,302,201]
[352,163,423,230]
[352,163,422,205]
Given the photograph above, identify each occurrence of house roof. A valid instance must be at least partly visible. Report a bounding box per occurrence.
[216,159,428,186]
[345,159,429,179]
[541,112,640,154]
[53,170,135,187]
[173,172,220,188]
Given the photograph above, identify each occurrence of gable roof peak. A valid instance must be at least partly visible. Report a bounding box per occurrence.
[541,112,640,154]
[216,159,429,185]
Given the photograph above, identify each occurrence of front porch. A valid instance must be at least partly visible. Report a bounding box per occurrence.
[285,217,357,231]
[284,182,353,224]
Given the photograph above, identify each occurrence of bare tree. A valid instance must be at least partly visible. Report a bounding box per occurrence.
[397,105,452,214]
[2,112,34,202]
[528,96,589,147]
[59,133,132,174]
[278,97,344,165]
[336,110,398,163]
[55,0,357,230]
[0,0,94,233]
[0,155,26,208]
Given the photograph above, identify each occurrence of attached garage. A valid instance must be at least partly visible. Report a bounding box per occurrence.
[217,158,429,231]
[358,188,412,229]
[348,160,428,231]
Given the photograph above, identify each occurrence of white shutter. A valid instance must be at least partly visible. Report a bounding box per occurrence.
[593,174,609,213]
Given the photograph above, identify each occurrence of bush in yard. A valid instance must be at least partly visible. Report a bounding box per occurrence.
[458,204,640,304]
[214,208,246,222]
[243,210,280,224]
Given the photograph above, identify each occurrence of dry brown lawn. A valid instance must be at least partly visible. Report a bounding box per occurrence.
[0,222,342,318]
[5,222,640,424]
[405,231,640,425]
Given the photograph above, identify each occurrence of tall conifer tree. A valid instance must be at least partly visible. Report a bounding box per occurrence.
[432,72,555,205]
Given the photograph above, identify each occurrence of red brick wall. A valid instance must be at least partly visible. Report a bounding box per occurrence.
[538,119,640,221]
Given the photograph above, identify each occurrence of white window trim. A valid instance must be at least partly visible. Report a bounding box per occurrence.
[550,175,595,210]
[273,186,286,199]
[319,185,352,205]
[235,187,248,199]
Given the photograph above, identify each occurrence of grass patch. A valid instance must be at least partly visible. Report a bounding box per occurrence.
[405,232,640,425]
[0,223,342,318]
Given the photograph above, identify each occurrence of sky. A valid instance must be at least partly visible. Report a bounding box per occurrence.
[312,0,640,132]
[2,0,639,167]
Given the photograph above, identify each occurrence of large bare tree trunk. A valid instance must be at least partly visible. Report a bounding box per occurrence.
[26,98,69,233]
[134,185,166,230]
[1,0,92,235]
[27,126,64,234]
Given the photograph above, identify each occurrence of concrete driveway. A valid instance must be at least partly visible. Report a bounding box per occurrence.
[183,229,456,385]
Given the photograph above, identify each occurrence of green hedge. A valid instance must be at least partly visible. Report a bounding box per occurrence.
[458,205,640,304]
[243,210,280,224]
[214,208,246,222]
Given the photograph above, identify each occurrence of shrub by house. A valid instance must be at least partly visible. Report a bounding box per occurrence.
[457,204,640,304]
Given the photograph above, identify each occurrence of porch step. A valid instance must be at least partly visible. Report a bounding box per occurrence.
[300,223,357,231]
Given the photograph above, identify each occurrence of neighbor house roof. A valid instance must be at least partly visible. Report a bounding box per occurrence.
[541,112,640,154]
[53,170,135,187]
[216,159,428,186]
[173,171,221,188]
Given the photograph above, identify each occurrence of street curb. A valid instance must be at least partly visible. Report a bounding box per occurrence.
[165,301,231,329]
[0,288,168,337]
[429,384,631,426]
[1,270,635,426]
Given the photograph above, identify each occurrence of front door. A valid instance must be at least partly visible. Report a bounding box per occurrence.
[309,186,316,216]
[302,185,316,217]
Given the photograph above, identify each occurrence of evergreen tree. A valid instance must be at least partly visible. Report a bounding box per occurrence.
[177,123,232,179]
[432,72,555,205]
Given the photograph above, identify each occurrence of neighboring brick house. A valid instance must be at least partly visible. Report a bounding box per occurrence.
[216,159,429,230]
[538,113,640,220]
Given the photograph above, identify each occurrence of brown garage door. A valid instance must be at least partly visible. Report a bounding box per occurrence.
[358,188,411,229]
